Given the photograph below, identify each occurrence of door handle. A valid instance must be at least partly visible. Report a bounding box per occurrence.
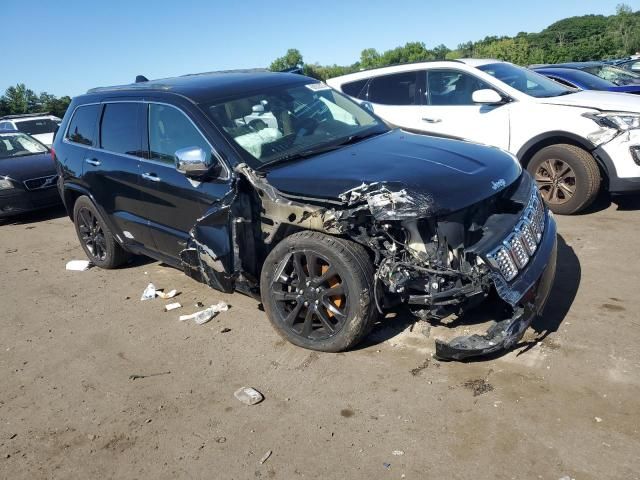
[85,158,101,166]
[421,117,442,123]
[141,172,161,182]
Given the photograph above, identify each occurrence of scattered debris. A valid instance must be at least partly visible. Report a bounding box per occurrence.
[179,302,229,325]
[129,371,171,380]
[164,302,182,312]
[195,301,205,308]
[234,386,264,405]
[66,260,92,271]
[220,327,231,333]
[595,417,603,423]
[140,283,157,301]
[5,248,17,254]
[215,436,227,444]
[410,358,430,376]
[383,463,391,469]
[9,433,17,440]
[392,450,405,456]
[87,434,96,441]
[259,450,272,464]
[157,289,178,299]
[462,378,494,397]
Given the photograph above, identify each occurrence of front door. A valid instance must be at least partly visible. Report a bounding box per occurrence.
[418,69,511,150]
[138,102,232,260]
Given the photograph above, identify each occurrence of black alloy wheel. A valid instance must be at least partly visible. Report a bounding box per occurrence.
[76,206,107,261]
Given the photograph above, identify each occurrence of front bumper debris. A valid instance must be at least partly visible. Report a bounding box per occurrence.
[434,214,558,361]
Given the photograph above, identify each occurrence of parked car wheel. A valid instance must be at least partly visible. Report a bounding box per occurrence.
[73,196,130,268]
[527,144,601,215]
[260,231,377,352]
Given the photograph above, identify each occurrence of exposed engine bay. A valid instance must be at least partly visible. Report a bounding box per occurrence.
[180,162,556,361]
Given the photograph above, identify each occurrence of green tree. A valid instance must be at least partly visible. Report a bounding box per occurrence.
[432,44,450,60]
[4,84,31,114]
[359,48,381,69]
[269,49,304,71]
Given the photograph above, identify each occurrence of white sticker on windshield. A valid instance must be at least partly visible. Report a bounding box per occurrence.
[305,83,331,91]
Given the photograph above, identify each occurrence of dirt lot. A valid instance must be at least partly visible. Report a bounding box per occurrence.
[1,195,639,480]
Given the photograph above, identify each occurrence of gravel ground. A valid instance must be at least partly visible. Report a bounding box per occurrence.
[1,195,639,480]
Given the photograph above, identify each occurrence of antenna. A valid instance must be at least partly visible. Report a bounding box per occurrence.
[135,75,149,83]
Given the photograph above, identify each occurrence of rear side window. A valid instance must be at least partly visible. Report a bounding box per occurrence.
[368,72,418,105]
[148,104,211,164]
[15,119,59,135]
[66,104,100,146]
[427,70,492,106]
[100,103,143,157]
[341,79,369,99]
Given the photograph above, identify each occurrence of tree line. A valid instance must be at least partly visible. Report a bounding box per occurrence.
[270,4,640,80]
[0,84,71,119]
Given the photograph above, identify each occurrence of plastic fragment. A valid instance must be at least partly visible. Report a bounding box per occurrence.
[140,283,156,301]
[164,302,182,312]
[234,386,264,405]
[178,302,229,325]
[157,289,177,299]
[392,450,404,456]
[259,450,272,464]
[66,260,91,271]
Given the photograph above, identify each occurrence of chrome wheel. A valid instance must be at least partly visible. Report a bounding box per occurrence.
[535,159,576,205]
[270,250,348,341]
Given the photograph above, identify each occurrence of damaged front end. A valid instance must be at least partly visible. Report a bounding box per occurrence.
[180,161,556,361]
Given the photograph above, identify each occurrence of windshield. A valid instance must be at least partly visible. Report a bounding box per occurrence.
[205,82,387,167]
[580,65,640,86]
[478,63,573,98]
[15,118,60,135]
[0,132,48,159]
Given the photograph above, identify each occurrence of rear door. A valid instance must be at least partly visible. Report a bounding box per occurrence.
[83,101,155,248]
[418,68,511,149]
[361,71,424,130]
[139,101,232,260]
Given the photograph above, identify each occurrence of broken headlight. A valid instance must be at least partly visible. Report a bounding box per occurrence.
[584,112,640,131]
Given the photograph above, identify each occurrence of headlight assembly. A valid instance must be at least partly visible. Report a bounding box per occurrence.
[0,177,15,190]
[583,111,640,131]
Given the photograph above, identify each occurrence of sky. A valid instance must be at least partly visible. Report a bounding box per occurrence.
[1,0,635,97]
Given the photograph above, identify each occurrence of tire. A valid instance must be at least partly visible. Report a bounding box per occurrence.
[527,144,601,215]
[72,195,130,269]
[260,231,377,352]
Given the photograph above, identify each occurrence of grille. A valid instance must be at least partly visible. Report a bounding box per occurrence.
[486,188,546,282]
[23,175,58,191]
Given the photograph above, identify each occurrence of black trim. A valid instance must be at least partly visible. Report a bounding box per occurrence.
[516,131,596,161]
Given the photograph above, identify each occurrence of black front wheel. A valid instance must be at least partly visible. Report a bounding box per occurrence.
[260,231,377,352]
[73,196,130,269]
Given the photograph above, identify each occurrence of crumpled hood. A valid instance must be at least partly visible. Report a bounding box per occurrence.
[0,153,56,184]
[265,130,522,215]
[537,90,640,112]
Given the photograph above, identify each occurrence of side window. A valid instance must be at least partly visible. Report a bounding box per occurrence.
[100,103,143,157]
[341,79,369,99]
[148,104,212,164]
[0,122,8,131]
[549,77,575,88]
[66,104,100,146]
[427,70,493,106]
[368,72,418,105]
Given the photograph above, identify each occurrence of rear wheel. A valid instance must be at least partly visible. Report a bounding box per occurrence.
[73,196,130,269]
[260,231,377,352]
[527,144,601,215]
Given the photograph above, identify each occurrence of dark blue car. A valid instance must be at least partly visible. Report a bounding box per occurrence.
[533,61,640,88]
[533,66,640,94]
[0,130,61,217]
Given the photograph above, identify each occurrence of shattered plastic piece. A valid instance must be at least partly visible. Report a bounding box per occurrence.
[234,386,264,405]
[66,260,91,271]
[178,302,229,325]
[383,463,391,469]
[392,450,405,456]
[595,417,603,423]
[220,327,231,333]
[157,289,178,299]
[259,450,272,464]
[140,283,156,301]
[164,302,182,312]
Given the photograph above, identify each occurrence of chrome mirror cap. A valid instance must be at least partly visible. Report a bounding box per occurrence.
[175,146,209,175]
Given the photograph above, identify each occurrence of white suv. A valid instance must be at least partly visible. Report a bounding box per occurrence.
[0,113,61,147]
[327,59,640,214]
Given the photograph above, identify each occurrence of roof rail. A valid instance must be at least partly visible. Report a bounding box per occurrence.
[0,112,53,120]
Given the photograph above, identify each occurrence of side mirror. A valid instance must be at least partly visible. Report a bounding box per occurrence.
[472,89,504,105]
[360,101,374,112]
[175,146,210,176]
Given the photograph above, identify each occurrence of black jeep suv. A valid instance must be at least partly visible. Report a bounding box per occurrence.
[53,71,557,360]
